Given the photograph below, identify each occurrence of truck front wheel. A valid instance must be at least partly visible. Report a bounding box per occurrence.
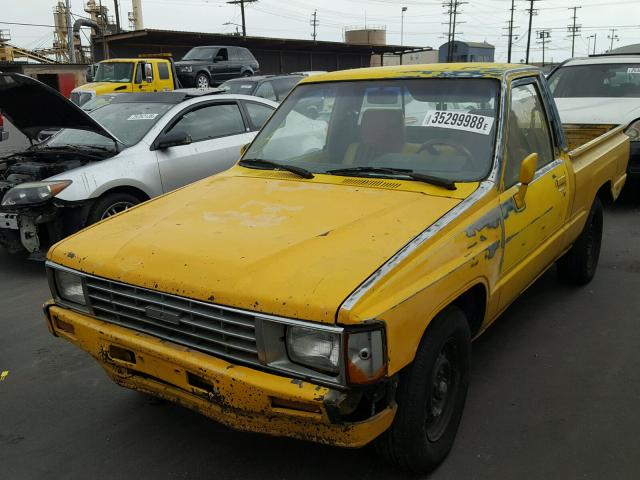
[557,197,603,285]
[375,306,471,474]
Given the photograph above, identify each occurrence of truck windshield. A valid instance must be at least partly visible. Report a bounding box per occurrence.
[243,78,500,182]
[549,63,640,98]
[94,62,135,83]
[182,47,216,61]
[47,102,174,149]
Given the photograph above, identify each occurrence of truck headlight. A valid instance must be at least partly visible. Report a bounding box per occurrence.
[54,269,87,306]
[1,180,72,206]
[286,326,341,374]
[625,119,640,142]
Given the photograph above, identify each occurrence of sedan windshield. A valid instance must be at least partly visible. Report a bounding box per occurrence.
[47,102,174,149]
[94,62,134,83]
[244,78,500,183]
[220,80,257,94]
[549,63,640,98]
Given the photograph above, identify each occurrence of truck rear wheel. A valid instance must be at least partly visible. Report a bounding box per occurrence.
[375,306,471,474]
[557,197,603,285]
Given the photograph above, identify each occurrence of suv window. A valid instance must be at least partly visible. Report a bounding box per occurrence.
[244,102,274,129]
[182,47,216,61]
[167,103,245,142]
[273,77,301,100]
[217,48,229,61]
[158,62,170,80]
[255,81,277,101]
[504,82,554,188]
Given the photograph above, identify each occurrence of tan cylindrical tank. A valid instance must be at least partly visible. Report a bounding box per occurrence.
[345,28,386,45]
[131,0,144,30]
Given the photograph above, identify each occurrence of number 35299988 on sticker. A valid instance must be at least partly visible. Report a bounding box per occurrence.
[423,110,495,135]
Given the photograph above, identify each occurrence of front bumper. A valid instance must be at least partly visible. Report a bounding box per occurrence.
[177,72,197,87]
[43,303,396,447]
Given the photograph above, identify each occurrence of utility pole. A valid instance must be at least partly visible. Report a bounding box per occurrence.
[310,9,318,41]
[444,1,466,62]
[608,28,619,51]
[588,33,597,55]
[567,6,581,58]
[113,0,121,33]
[536,29,551,66]
[443,1,454,62]
[226,0,258,38]
[525,0,539,64]
[507,0,516,63]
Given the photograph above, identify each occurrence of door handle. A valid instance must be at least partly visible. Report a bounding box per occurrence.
[555,175,567,190]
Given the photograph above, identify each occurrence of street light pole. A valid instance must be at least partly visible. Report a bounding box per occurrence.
[400,6,407,65]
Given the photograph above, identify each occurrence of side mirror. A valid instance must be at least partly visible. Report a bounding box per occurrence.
[154,130,192,150]
[214,55,224,62]
[514,153,538,210]
[144,63,153,83]
[240,143,250,156]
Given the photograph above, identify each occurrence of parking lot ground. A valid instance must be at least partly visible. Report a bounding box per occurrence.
[1,195,639,480]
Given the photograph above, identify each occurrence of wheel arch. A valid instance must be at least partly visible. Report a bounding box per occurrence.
[97,185,151,202]
[596,180,615,206]
[450,282,488,338]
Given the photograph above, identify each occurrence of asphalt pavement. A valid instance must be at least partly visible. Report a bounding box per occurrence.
[1,195,640,479]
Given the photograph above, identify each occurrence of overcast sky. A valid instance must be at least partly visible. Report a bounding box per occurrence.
[3,0,640,63]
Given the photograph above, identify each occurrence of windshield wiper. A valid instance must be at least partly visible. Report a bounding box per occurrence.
[326,166,457,190]
[239,158,314,179]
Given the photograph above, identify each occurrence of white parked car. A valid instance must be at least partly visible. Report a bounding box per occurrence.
[548,55,640,178]
[0,73,277,257]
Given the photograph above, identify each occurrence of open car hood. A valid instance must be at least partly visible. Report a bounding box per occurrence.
[0,73,120,142]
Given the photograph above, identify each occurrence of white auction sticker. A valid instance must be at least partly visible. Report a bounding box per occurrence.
[628,67,640,74]
[127,113,159,120]
[423,110,495,135]
[240,84,253,89]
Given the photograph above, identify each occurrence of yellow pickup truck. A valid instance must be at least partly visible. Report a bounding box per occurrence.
[43,64,629,474]
[70,57,178,106]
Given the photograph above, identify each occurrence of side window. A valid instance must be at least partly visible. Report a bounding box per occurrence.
[504,83,555,188]
[255,81,277,101]
[158,62,170,80]
[134,63,143,84]
[167,103,246,143]
[217,48,229,61]
[244,102,274,130]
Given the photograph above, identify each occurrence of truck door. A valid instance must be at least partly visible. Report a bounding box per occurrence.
[497,78,570,310]
[154,101,254,192]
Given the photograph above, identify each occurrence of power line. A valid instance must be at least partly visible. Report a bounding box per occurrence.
[567,6,581,58]
[226,0,258,37]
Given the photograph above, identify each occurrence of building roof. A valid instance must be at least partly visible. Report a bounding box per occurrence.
[609,43,640,55]
[440,40,495,49]
[96,28,426,55]
[302,63,536,83]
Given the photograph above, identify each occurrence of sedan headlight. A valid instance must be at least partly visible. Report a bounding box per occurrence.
[54,269,87,306]
[1,180,71,206]
[286,326,341,374]
[625,119,640,142]
[180,66,193,73]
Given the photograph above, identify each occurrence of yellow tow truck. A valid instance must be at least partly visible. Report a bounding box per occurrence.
[70,56,179,106]
[44,63,629,474]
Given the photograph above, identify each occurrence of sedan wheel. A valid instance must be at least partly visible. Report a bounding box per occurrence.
[100,200,136,220]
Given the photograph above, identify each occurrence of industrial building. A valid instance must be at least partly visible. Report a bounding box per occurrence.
[438,41,495,63]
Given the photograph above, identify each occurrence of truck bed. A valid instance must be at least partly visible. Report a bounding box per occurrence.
[564,123,629,230]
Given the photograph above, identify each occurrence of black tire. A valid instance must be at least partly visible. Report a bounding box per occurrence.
[557,196,603,285]
[86,192,141,225]
[375,306,471,474]
[195,73,210,88]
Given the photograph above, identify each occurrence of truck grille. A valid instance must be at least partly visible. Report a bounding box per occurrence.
[85,277,260,366]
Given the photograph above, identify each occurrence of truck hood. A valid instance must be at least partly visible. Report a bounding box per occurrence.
[49,172,466,323]
[73,82,130,94]
[0,73,120,142]
[555,97,640,126]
